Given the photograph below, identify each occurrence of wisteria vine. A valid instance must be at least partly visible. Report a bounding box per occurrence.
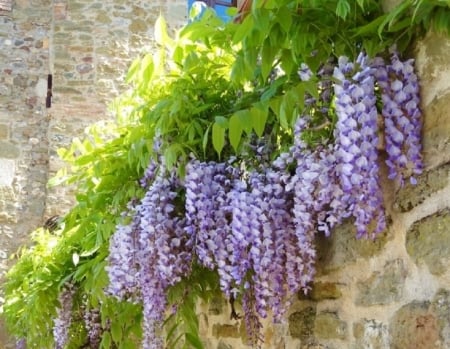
[51,52,423,348]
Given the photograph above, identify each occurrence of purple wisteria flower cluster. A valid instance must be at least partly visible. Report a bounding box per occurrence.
[53,283,76,349]
[83,307,102,348]
[374,53,423,185]
[333,53,386,237]
[106,163,192,349]
[100,52,423,349]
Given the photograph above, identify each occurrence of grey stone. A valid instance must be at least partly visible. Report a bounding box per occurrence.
[406,209,450,275]
[356,259,407,306]
[316,220,389,274]
[422,92,450,169]
[353,319,390,349]
[76,63,93,74]
[431,289,450,347]
[12,75,28,88]
[394,163,450,212]
[129,19,148,33]
[389,301,440,349]
[0,84,11,96]
[0,142,20,159]
[0,159,15,186]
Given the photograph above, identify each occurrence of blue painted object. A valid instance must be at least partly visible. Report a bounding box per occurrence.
[187,0,234,22]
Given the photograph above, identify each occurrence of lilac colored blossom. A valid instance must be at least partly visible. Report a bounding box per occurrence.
[247,171,274,319]
[83,308,102,348]
[139,160,158,188]
[137,168,191,349]
[108,160,192,349]
[15,338,26,349]
[106,220,140,301]
[53,283,75,349]
[298,63,313,81]
[318,60,334,114]
[373,53,423,185]
[228,179,258,286]
[333,53,386,237]
[184,160,225,269]
[184,159,237,295]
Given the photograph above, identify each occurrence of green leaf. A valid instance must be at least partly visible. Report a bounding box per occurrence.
[173,45,184,65]
[261,39,277,81]
[377,0,412,37]
[235,109,253,134]
[229,113,244,151]
[155,15,172,47]
[336,0,351,20]
[185,332,204,349]
[269,97,282,121]
[276,6,292,33]
[202,124,211,153]
[214,116,229,128]
[212,122,226,156]
[101,332,112,349]
[164,144,184,170]
[356,0,365,10]
[280,49,296,76]
[125,57,140,83]
[111,321,122,343]
[233,16,254,44]
[250,103,268,137]
[354,15,387,37]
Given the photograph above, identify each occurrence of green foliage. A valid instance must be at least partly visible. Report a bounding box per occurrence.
[3,1,450,348]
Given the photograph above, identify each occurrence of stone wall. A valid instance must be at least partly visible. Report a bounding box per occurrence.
[0,0,51,301]
[1,1,450,349]
[0,1,187,347]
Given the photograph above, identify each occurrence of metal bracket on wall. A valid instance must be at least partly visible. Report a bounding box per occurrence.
[46,74,52,108]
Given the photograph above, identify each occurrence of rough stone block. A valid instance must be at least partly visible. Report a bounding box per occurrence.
[394,162,450,212]
[353,319,389,349]
[208,295,225,315]
[389,301,439,349]
[406,209,450,275]
[288,306,316,340]
[301,282,342,301]
[316,220,389,274]
[431,289,450,347]
[216,341,233,349]
[53,3,67,20]
[356,259,407,306]
[422,93,450,169]
[0,124,8,140]
[212,323,240,339]
[0,159,15,187]
[314,312,347,340]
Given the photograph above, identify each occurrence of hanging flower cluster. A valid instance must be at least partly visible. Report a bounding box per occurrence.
[53,283,76,349]
[83,307,103,348]
[99,52,423,348]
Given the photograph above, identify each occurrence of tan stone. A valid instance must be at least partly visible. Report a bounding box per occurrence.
[390,302,440,349]
[0,124,8,140]
[421,92,450,169]
[53,3,67,20]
